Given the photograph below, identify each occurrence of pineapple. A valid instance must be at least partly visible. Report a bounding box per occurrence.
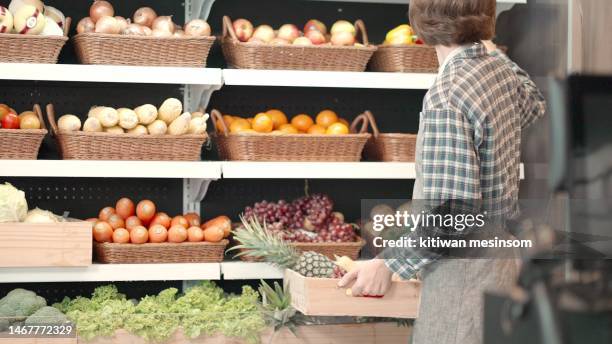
[230,216,336,278]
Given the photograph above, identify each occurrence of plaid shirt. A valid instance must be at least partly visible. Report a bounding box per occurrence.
[384,43,546,279]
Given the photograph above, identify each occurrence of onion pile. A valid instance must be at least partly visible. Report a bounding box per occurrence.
[56,98,209,136]
[77,0,212,37]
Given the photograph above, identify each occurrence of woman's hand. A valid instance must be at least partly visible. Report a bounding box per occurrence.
[337,259,393,297]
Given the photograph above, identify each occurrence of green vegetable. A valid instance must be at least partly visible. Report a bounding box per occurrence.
[0,183,28,223]
[0,288,47,330]
[25,306,68,325]
[124,288,180,342]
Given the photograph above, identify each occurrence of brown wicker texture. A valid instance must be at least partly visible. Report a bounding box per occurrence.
[94,240,229,264]
[221,16,377,71]
[46,104,208,161]
[0,104,48,160]
[0,18,70,64]
[73,33,215,67]
[356,111,417,162]
[211,110,371,162]
[370,44,438,73]
[239,237,365,261]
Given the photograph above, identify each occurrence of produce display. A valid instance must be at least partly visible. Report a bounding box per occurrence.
[0,288,68,331]
[0,182,63,223]
[0,104,42,129]
[0,0,66,36]
[231,17,364,47]
[76,0,211,38]
[90,197,230,244]
[383,24,424,45]
[57,98,209,135]
[216,109,351,135]
[242,193,357,243]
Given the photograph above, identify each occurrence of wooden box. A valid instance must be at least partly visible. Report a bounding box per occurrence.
[0,222,92,267]
[284,269,421,318]
[0,337,76,344]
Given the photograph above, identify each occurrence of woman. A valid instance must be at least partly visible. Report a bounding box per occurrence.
[339,0,546,343]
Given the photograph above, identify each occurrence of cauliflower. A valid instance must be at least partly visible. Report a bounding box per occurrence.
[0,288,46,331]
[0,183,28,223]
[25,306,68,326]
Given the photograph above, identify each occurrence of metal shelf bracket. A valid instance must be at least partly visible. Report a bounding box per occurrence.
[185,0,217,21]
[183,178,214,214]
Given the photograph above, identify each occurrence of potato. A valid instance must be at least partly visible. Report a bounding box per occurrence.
[134,104,158,125]
[158,98,183,124]
[117,108,138,130]
[147,120,167,135]
[57,114,81,132]
[168,112,191,135]
[83,117,103,132]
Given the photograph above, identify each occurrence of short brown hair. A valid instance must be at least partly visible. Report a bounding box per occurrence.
[409,0,496,46]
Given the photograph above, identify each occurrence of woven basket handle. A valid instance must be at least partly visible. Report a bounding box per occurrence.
[46,104,60,136]
[349,113,370,134]
[32,104,47,130]
[362,110,380,138]
[210,109,229,137]
[63,17,72,37]
[222,16,239,41]
[354,19,369,46]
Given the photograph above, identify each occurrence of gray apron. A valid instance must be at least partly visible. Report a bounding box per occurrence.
[410,112,520,344]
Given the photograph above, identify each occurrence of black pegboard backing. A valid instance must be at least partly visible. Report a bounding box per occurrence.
[0,177,182,220]
[201,179,414,222]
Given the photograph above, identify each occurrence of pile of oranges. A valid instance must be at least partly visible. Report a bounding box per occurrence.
[217,109,351,135]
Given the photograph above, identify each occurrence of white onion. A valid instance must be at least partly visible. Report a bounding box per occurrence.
[147,120,167,135]
[83,117,103,132]
[151,29,172,37]
[133,7,156,28]
[114,16,129,32]
[76,17,95,34]
[95,16,121,34]
[134,104,158,125]
[158,98,182,124]
[90,0,114,23]
[152,15,175,33]
[117,108,138,129]
[127,125,148,135]
[58,115,82,132]
[184,19,211,37]
[122,23,146,36]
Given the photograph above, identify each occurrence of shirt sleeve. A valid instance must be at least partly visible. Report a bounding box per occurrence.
[490,50,547,129]
[382,109,482,279]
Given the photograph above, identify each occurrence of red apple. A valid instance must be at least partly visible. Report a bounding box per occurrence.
[232,18,254,42]
[253,24,275,43]
[1,113,19,129]
[331,31,356,46]
[304,19,327,35]
[305,30,326,45]
[293,37,313,46]
[330,20,356,36]
[277,23,299,42]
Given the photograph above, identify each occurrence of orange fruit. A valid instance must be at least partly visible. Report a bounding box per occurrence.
[266,109,288,129]
[316,110,339,128]
[307,124,327,134]
[247,118,253,125]
[291,114,314,132]
[237,129,257,134]
[229,118,251,133]
[338,118,349,127]
[252,113,274,133]
[326,122,349,135]
[279,123,299,134]
[215,115,235,132]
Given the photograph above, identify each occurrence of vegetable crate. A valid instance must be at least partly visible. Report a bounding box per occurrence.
[284,269,421,318]
[0,338,77,344]
[0,221,92,267]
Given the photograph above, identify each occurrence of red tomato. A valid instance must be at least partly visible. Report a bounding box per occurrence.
[125,216,142,232]
[98,206,116,221]
[130,226,149,244]
[115,198,135,219]
[171,215,189,229]
[136,200,156,224]
[168,225,187,243]
[150,212,171,229]
[112,228,130,244]
[148,224,168,243]
[184,213,201,227]
[187,226,204,242]
[1,113,19,129]
[93,221,113,243]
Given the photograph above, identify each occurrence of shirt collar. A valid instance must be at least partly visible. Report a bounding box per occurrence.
[437,43,488,76]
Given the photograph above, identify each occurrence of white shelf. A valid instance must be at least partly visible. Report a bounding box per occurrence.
[221,162,418,179]
[221,262,284,280]
[223,69,436,90]
[0,63,223,85]
[0,160,222,179]
[0,263,221,283]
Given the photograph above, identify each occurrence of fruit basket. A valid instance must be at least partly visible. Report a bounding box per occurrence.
[0,18,70,64]
[0,104,48,159]
[211,109,371,161]
[369,44,438,73]
[46,104,208,161]
[94,240,229,264]
[221,16,377,71]
[357,110,417,162]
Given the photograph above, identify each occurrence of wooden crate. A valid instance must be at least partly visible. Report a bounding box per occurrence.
[284,269,421,318]
[0,221,92,267]
[0,338,76,344]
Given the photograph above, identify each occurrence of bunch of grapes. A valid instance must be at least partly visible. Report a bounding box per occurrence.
[291,194,334,231]
[243,199,294,228]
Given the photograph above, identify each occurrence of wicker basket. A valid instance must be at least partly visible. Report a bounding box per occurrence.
[94,240,229,264]
[357,111,417,162]
[46,104,208,161]
[370,44,438,73]
[239,237,365,261]
[0,104,48,159]
[211,110,371,162]
[221,16,377,71]
[0,18,70,64]
[73,33,215,67]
